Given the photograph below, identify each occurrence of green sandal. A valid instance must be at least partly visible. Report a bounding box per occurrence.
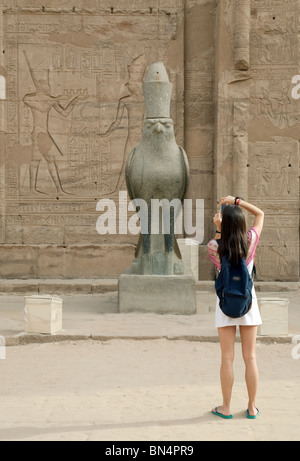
[246,408,259,419]
[212,407,233,419]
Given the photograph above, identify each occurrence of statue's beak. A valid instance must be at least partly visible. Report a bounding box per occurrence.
[153,122,165,133]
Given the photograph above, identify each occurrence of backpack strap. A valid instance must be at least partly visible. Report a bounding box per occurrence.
[252,264,257,281]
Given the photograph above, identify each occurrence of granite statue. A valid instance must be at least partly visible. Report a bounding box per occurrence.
[125,62,190,275]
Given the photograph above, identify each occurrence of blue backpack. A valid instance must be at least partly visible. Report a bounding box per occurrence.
[215,255,253,318]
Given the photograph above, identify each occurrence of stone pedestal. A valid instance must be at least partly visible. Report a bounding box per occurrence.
[24,295,63,335]
[258,297,289,336]
[177,238,199,281]
[118,272,196,314]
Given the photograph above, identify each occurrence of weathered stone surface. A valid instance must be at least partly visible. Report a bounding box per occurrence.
[249,138,299,281]
[0,244,135,279]
[213,0,300,282]
[258,297,289,336]
[0,278,119,294]
[119,273,196,314]
[177,238,199,280]
[0,0,186,280]
[0,0,299,282]
[234,0,251,71]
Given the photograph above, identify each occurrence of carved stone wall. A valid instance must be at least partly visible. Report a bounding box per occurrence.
[0,0,185,278]
[0,0,299,281]
[212,0,300,282]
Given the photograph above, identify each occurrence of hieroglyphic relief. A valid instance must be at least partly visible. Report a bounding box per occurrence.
[3,5,184,245]
[17,40,133,198]
[250,0,300,129]
[255,245,299,280]
[247,0,300,280]
[1,0,298,280]
[249,138,299,280]
[250,67,300,129]
[185,56,214,129]
[249,140,298,198]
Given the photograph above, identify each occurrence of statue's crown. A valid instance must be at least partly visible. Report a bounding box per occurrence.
[142,62,172,119]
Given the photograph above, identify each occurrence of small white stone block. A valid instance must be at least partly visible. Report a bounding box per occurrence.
[177,238,199,280]
[258,297,289,336]
[24,295,62,335]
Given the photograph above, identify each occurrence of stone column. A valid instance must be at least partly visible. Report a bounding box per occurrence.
[232,100,249,200]
[234,0,251,71]
[214,0,234,203]
[233,0,251,199]
[214,0,251,205]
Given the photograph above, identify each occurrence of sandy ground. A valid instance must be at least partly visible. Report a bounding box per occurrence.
[0,338,300,441]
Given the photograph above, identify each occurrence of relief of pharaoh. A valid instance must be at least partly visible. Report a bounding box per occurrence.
[23,51,85,196]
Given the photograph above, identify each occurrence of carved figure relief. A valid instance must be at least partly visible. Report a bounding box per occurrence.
[22,51,85,196]
[249,140,298,198]
[249,138,299,280]
[250,3,300,130]
[256,84,296,129]
[98,51,149,194]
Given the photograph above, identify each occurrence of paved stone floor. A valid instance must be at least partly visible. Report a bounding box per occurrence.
[0,339,299,441]
[0,289,299,441]
[1,289,300,343]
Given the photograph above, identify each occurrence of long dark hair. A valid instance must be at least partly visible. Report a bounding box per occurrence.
[218,205,248,266]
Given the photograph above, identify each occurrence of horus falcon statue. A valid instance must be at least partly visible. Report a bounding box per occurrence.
[125,62,190,275]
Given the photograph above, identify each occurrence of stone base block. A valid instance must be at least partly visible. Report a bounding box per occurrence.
[24,295,63,335]
[258,297,289,336]
[118,273,196,314]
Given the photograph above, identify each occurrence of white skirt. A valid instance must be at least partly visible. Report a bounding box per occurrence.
[215,261,262,328]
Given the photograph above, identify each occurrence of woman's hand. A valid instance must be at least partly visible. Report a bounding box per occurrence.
[213,212,222,229]
[220,195,235,206]
[219,195,264,237]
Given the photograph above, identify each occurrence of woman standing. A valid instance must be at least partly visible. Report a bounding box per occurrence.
[208,196,264,419]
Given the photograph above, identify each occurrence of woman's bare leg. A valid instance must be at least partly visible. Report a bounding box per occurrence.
[240,325,259,416]
[214,326,236,416]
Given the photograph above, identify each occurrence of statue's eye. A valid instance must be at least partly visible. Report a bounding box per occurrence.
[165,123,172,129]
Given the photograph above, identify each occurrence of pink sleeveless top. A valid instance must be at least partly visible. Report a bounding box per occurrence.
[207,227,259,271]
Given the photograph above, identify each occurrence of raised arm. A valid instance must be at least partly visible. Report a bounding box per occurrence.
[98,101,125,137]
[220,195,264,237]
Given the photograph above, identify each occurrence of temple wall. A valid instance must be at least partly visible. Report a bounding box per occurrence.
[0,0,299,281]
[213,0,299,281]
